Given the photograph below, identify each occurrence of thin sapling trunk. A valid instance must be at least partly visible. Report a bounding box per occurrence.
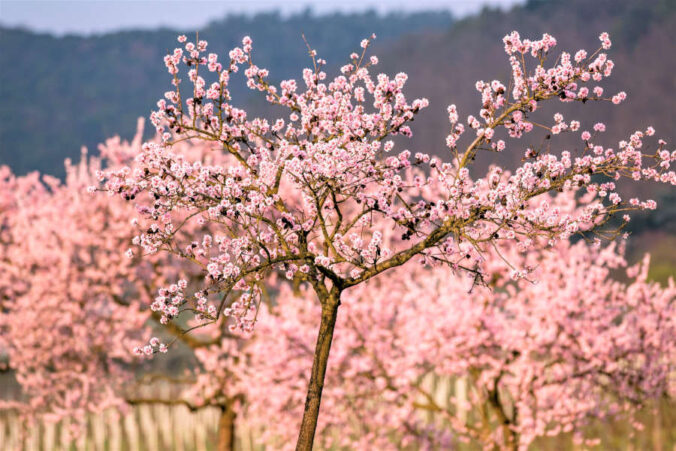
[295,288,342,451]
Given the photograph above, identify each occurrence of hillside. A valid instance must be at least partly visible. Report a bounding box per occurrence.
[0,10,453,177]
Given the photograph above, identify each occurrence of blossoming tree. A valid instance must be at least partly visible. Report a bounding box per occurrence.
[100,30,675,449]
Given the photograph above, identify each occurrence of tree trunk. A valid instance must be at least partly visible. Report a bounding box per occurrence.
[295,288,341,451]
[217,405,236,451]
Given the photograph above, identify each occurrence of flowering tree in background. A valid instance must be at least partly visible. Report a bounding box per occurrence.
[99,30,675,449]
[0,153,150,433]
[0,127,249,451]
[240,210,674,450]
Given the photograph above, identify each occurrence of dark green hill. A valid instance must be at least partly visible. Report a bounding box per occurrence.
[0,10,453,177]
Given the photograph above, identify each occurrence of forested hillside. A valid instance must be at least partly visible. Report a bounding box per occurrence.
[0,10,453,177]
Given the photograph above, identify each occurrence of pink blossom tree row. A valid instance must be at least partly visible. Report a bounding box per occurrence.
[242,231,674,449]
[0,129,673,449]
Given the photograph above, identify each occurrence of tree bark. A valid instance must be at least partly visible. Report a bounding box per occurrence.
[217,405,236,451]
[488,387,518,451]
[295,288,341,451]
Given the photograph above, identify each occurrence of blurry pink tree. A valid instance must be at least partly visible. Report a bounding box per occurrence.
[0,127,246,450]
[99,31,675,449]
[0,152,150,427]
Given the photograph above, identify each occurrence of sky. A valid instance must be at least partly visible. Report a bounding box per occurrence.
[0,0,524,35]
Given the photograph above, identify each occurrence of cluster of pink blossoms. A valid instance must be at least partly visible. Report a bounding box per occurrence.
[0,122,255,441]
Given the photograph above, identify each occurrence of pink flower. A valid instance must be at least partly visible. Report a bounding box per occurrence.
[612,91,627,104]
[599,32,612,50]
[574,49,587,63]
